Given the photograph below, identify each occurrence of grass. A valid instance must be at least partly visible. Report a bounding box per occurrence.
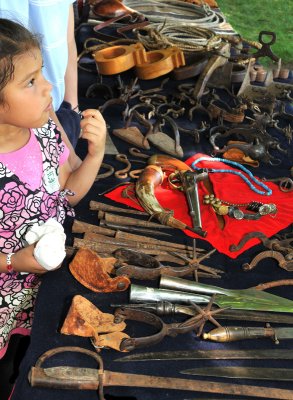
[217,0,293,68]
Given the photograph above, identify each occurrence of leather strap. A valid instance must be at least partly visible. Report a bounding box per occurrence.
[93,13,131,31]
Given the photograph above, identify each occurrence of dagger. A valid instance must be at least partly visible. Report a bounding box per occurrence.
[203,325,293,343]
[181,367,293,381]
[114,348,293,362]
[111,302,293,325]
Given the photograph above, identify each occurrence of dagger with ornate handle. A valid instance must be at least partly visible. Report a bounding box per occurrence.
[203,324,293,343]
[111,301,293,325]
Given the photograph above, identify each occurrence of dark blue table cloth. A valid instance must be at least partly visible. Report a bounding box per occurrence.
[11,22,293,400]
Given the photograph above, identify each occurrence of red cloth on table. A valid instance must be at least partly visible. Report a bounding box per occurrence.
[105,153,293,258]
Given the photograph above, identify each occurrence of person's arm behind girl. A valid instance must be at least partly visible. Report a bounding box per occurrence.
[52,4,107,206]
[49,3,82,170]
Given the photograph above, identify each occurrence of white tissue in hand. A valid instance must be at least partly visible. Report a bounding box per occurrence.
[25,218,64,244]
[25,219,66,270]
[33,231,66,271]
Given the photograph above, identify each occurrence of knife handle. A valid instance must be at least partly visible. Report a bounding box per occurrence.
[203,326,277,343]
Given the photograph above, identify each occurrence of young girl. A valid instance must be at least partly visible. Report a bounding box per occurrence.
[0,18,106,358]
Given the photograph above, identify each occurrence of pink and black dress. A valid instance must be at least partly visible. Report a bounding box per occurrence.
[0,119,74,358]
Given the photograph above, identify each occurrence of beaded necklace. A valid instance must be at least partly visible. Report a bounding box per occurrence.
[191,156,272,196]
[191,156,276,220]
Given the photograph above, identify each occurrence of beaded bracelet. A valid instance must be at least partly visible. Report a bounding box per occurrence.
[6,252,15,273]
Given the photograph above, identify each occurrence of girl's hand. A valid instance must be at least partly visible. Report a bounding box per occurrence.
[13,245,48,275]
[80,109,106,158]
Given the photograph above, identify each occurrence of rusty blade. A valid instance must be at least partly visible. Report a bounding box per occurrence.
[114,348,293,362]
[181,366,293,381]
[29,366,293,399]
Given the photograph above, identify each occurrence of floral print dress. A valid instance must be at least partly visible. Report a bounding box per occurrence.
[0,120,74,357]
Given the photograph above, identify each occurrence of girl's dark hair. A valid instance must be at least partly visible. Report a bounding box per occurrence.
[0,18,41,103]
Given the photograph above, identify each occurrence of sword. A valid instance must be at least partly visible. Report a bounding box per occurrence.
[114,348,293,362]
[29,346,293,399]
[181,367,293,381]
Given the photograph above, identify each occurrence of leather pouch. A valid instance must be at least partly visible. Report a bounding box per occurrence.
[60,295,129,351]
[69,247,130,292]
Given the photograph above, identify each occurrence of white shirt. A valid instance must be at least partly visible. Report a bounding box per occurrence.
[0,0,74,110]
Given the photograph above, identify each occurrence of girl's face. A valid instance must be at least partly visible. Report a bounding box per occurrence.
[0,47,52,128]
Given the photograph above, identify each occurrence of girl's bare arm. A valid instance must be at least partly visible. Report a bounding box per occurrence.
[59,109,107,206]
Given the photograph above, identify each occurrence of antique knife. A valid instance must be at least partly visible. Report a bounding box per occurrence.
[203,325,293,343]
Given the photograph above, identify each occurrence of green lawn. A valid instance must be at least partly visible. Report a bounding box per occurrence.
[217,0,293,68]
